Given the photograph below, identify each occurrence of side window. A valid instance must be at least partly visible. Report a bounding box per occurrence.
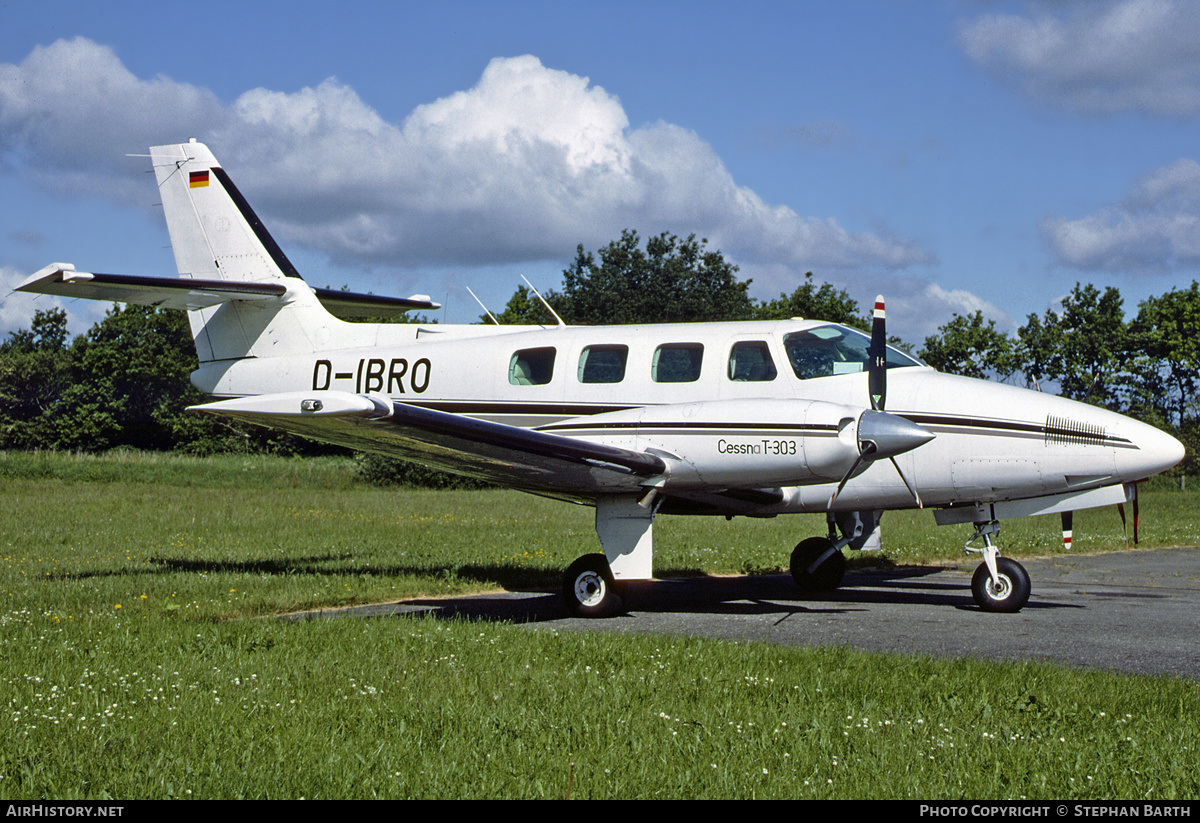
[728,341,777,381]
[652,343,704,383]
[509,347,556,385]
[578,345,628,384]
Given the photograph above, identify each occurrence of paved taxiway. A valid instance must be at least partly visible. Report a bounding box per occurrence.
[287,547,1200,680]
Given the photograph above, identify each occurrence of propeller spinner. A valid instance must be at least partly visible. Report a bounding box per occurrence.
[828,296,932,509]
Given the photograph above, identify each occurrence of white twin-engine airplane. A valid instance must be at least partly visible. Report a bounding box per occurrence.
[19,140,1185,617]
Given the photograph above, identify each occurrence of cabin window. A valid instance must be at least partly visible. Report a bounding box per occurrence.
[509,347,556,385]
[783,326,922,380]
[728,341,777,381]
[652,343,704,383]
[578,345,629,384]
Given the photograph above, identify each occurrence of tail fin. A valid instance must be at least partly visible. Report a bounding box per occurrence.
[19,141,437,367]
[150,140,326,362]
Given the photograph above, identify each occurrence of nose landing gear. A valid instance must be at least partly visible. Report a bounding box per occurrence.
[966,521,1031,612]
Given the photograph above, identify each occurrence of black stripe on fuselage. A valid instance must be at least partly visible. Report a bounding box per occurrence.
[398,401,1135,448]
[899,413,1134,448]
[415,401,640,417]
[541,422,840,436]
[210,167,303,280]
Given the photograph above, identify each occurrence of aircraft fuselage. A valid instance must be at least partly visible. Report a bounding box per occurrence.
[190,316,1182,517]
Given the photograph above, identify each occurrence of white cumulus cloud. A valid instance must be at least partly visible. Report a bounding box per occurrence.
[1040,158,1200,273]
[0,37,226,203]
[0,39,932,281]
[959,0,1200,115]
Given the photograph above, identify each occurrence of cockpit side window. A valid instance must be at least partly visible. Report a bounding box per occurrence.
[783,326,921,380]
[728,341,777,381]
[652,343,704,383]
[509,347,556,385]
[578,345,628,384]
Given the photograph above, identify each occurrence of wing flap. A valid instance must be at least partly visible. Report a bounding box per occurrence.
[189,392,666,496]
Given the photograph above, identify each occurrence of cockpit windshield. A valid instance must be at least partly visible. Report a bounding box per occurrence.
[782,325,923,380]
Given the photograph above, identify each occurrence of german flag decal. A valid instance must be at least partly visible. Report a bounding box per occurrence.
[189,170,210,188]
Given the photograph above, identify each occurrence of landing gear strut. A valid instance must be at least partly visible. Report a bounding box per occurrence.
[965,521,1031,613]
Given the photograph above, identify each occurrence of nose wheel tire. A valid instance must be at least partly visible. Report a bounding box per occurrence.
[971,557,1031,613]
[790,537,846,592]
[563,554,621,618]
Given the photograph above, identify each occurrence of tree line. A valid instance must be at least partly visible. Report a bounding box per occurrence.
[2,229,1196,474]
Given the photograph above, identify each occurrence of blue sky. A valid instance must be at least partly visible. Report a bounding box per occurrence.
[3,0,1200,344]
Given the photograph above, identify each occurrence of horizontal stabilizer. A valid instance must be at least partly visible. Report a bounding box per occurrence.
[311,287,440,317]
[17,264,284,311]
[17,264,440,318]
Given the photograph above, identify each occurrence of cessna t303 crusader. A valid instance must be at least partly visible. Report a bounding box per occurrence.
[19,140,1185,617]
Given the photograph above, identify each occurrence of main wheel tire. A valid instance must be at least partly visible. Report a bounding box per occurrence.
[971,557,1031,613]
[562,554,620,618]
[790,537,846,592]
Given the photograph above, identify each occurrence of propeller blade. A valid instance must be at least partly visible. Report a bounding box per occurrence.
[1061,511,1073,550]
[889,456,923,508]
[1118,484,1142,544]
[1133,483,1140,544]
[828,442,875,509]
[868,295,887,411]
[1117,502,1127,542]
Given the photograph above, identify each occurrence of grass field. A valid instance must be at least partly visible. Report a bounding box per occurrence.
[2,450,1198,799]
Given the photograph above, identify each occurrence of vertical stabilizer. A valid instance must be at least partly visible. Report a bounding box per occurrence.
[150,140,326,362]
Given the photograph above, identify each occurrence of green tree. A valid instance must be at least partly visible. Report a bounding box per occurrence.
[1017,283,1128,407]
[49,305,206,451]
[1125,282,1200,428]
[920,311,1018,381]
[0,308,74,448]
[2,305,288,454]
[558,230,754,324]
[489,284,566,326]
[754,272,865,328]
[3,307,70,353]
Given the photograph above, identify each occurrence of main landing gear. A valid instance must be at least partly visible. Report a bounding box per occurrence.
[789,511,878,593]
[562,554,621,619]
[561,495,655,618]
[790,537,846,591]
[965,521,1030,613]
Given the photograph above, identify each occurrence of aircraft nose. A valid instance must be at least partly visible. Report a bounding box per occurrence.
[1125,420,1186,479]
[857,410,935,459]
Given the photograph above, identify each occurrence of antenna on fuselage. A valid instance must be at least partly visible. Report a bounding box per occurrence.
[521,275,566,328]
[466,286,500,325]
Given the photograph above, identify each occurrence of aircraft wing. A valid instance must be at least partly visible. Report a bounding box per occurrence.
[16,264,439,317]
[189,392,666,496]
